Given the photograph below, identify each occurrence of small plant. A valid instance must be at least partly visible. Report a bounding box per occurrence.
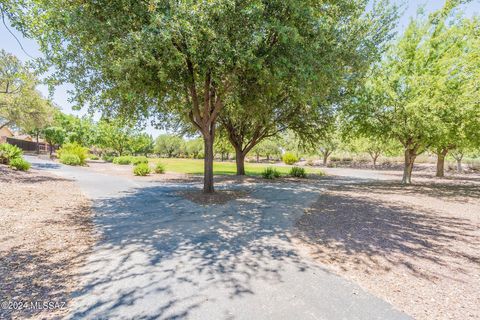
[113,156,133,165]
[131,156,148,165]
[59,153,81,166]
[89,154,100,160]
[9,157,31,171]
[282,152,298,165]
[57,143,88,165]
[102,154,114,162]
[133,163,151,176]
[154,162,165,174]
[0,143,23,164]
[289,166,307,178]
[261,167,281,179]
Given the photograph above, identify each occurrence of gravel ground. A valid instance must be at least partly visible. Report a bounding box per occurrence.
[0,165,96,319]
[295,175,480,320]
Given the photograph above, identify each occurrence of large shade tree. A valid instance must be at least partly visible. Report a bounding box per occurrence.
[4,0,397,192]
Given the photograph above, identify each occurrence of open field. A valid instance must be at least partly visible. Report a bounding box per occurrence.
[149,157,325,176]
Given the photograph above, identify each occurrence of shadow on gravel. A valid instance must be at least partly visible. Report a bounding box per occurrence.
[70,183,322,319]
[296,191,480,280]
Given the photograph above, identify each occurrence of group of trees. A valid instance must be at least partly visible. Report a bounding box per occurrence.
[2,0,478,191]
[343,3,480,183]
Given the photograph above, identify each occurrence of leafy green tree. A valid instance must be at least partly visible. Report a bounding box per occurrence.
[96,119,136,156]
[0,50,55,131]
[43,126,66,155]
[214,137,233,162]
[154,134,185,158]
[252,139,281,162]
[344,2,477,183]
[129,133,154,156]
[185,138,203,159]
[348,137,400,168]
[4,0,397,192]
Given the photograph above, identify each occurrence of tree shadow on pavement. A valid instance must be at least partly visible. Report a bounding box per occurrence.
[69,182,326,319]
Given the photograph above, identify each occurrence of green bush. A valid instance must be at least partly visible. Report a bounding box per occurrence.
[57,143,88,165]
[89,154,100,160]
[102,154,114,162]
[282,152,298,165]
[133,163,151,176]
[0,143,23,164]
[9,157,31,171]
[289,166,307,178]
[113,156,133,165]
[261,167,281,179]
[131,156,148,165]
[59,153,81,166]
[154,162,165,174]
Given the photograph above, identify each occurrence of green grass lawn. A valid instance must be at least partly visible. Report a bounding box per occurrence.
[149,158,325,176]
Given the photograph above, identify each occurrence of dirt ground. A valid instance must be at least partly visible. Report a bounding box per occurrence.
[295,173,480,320]
[0,165,96,319]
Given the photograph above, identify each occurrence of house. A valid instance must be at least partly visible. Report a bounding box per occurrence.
[0,127,49,153]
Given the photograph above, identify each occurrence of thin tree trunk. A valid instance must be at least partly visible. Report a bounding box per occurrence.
[203,136,215,193]
[256,153,259,163]
[436,149,448,177]
[456,159,463,173]
[373,156,378,169]
[402,149,417,184]
[36,132,40,154]
[322,151,330,166]
[235,147,246,176]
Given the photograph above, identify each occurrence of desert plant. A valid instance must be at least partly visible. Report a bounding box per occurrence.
[9,157,31,171]
[0,143,23,164]
[261,167,281,179]
[154,162,165,174]
[57,143,88,165]
[59,153,81,166]
[289,166,307,178]
[113,156,133,165]
[133,163,151,176]
[282,152,298,165]
[131,156,148,165]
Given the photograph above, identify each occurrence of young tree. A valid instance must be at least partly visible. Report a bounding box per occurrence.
[154,135,185,158]
[185,138,203,159]
[129,133,154,156]
[43,126,66,155]
[4,0,397,192]
[344,2,476,184]
[96,119,136,156]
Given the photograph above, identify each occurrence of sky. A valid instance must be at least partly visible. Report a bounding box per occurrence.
[1,0,479,137]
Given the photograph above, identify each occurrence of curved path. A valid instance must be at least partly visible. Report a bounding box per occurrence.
[27,156,410,320]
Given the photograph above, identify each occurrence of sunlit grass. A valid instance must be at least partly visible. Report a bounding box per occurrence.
[149,158,325,176]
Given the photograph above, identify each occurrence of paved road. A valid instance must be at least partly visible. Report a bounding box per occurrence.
[27,157,410,320]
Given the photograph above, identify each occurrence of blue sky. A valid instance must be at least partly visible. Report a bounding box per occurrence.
[1,0,479,137]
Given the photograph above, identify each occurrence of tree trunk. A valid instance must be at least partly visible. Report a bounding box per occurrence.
[221,152,224,162]
[322,151,330,166]
[203,136,215,193]
[256,153,259,163]
[402,149,417,184]
[372,155,378,169]
[456,159,463,173]
[235,148,246,176]
[36,132,40,154]
[49,144,53,156]
[436,149,448,178]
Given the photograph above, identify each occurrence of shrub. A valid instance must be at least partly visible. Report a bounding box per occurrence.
[131,156,148,165]
[57,143,88,165]
[0,143,23,164]
[113,156,133,165]
[9,157,31,171]
[282,152,298,165]
[133,163,151,176]
[59,153,81,166]
[102,154,114,162]
[154,162,165,174]
[289,166,307,178]
[89,154,100,160]
[261,167,281,179]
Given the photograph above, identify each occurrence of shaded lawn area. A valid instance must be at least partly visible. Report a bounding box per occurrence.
[149,158,325,176]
